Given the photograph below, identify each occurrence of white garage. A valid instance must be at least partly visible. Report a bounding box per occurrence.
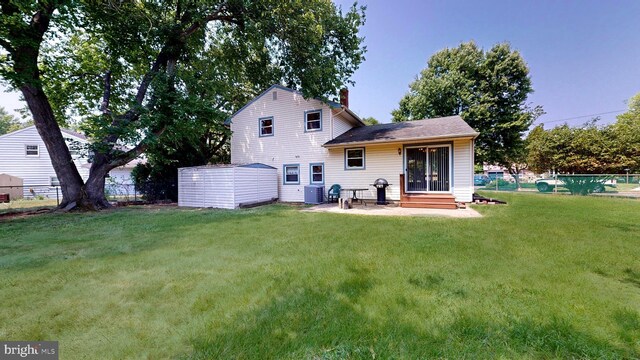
[178,163,278,209]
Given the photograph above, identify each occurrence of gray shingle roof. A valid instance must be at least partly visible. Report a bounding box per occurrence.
[323,115,478,147]
[61,127,87,140]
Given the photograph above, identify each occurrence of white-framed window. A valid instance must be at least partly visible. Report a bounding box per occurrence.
[310,163,324,184]
[304,110,322,132]
[259,117,274,137]
[345,148,365,170]
[25,144,39,157]
[50,176,60,186]
[283,164,300,185]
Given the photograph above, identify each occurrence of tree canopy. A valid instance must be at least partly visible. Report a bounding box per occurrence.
[361,116,379,125]
[392,42,542,168]
[0,106,24,135]
[0,0,366,209]
[526,92,640,174]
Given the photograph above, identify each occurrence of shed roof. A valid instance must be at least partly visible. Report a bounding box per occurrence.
[179,163,276,170]
[323,116,478,147]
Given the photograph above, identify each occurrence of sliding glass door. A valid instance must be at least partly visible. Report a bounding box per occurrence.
[406,145,451,192]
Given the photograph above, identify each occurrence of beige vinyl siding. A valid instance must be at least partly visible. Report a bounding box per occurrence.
[325,143,403,201]
[333,114,353,137]
[325,139,474,203]
[452,139,474,202]
[230,89,335,202]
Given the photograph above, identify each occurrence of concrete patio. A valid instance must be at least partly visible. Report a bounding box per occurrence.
[301,203,482,218]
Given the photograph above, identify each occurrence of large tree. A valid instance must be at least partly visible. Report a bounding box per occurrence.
[610,92,640,172]
[0,0,366,210]
[527,93,640,174]
[392,42,542,174]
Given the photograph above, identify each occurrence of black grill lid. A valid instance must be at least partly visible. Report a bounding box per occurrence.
[373,178,389,186]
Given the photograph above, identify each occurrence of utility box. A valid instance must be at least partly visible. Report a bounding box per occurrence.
[304,185,325,204]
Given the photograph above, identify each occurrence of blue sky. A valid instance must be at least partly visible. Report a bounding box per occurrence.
[335,0,640,126]
[2,0,639,127]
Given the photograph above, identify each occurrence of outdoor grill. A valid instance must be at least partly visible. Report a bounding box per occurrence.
[372,178,390,205]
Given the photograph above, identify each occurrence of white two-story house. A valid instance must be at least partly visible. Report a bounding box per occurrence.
[229,84,478,208]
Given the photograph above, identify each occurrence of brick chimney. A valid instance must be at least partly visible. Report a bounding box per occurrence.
[339,88,349,108]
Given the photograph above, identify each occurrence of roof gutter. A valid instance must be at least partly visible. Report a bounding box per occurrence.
[323,133,479,148]
[330,105,365,127]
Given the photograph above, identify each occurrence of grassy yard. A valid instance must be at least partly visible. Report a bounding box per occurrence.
[1,193,639,359]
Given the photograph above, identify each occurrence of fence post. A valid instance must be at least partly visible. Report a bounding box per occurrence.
[56,187,59,206]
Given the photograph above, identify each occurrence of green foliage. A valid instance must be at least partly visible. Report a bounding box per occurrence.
[392,42,542,166]
[1,0,367,205]
[610,93,640,172]
[527,94,640,174]
[361,116,379,125]
[557,175,613,196]
[0,106,24,135]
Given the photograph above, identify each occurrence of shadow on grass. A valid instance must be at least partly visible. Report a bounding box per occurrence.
[0,205,286,270]
[183,286,635,359]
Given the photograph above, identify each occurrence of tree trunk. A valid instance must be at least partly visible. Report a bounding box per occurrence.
[19,83,89,208]
[508,167,522,190]
[85,162,112,209]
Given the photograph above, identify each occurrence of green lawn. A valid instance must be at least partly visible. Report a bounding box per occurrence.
[1,193,639,359]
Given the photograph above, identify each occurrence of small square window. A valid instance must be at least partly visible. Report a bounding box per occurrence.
[50,177,60,186]
[345,148,365,170]
[283,164,300,184]
[305,110,322,132]
[310,163,324,184]
[259,117,274,137]
[25,144,39,157]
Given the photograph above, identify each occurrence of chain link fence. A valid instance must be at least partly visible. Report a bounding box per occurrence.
[476,173,640,196]
[0,183,143,212]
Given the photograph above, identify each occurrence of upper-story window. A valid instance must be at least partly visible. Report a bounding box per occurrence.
[304,110,322,132]
[25,144,39,157]
[259,117,274,137]
[345,148,365,170]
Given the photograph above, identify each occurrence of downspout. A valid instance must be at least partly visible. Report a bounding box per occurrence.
[330,106,334,139]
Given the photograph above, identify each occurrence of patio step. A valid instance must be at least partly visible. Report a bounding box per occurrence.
[400,194,457,209]
[400,201,458,209]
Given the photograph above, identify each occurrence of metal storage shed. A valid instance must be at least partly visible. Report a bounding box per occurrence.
[178,163,278,209]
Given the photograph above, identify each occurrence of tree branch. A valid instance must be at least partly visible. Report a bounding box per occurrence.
[100,70,112,114]
[109,127,166,169]
[0,38,14,53]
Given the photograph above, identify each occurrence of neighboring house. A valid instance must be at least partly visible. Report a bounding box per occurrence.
[0,126,136,199]
[229,85,478,208]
